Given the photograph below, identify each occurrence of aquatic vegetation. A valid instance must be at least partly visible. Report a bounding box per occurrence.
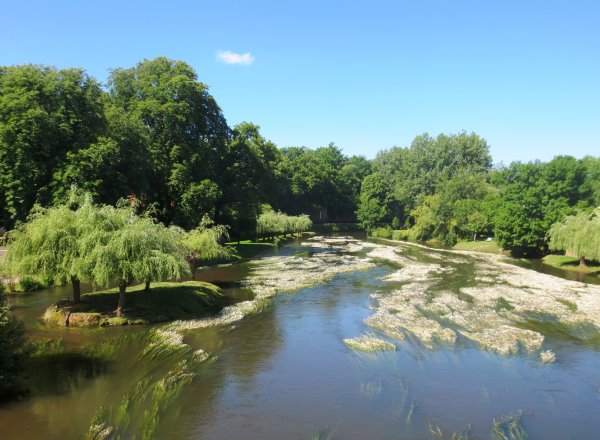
[86,345,211,439]
[161,237,374,340]
[429,423,471,440]
[491,412,528,440]
[343,334,395,352]
[539,350,556,363]
[359,240,600,361]
[360,379,383,396]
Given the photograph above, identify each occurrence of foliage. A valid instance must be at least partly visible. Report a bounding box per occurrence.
[18,276,44,292]
[0,292,31,392]
[0,65,105,229]
[185,216,235,265]
[370,226,393,239]
[275,144,370,222]
[3,192,99,301]
[494,158,588,256]
[357,132,493,241]
[548,207,600,263]
[107,57,229,226]
[256,208,312,239]
[84,206,190,288]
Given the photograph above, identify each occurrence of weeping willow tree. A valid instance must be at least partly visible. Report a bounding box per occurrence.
[3,193,102,302]
[185,216,234,267]
[548,207,600,266]
[86,207,190,316]
[256,209,312,239]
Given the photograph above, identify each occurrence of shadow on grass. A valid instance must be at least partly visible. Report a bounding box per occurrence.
[46,281,226,326]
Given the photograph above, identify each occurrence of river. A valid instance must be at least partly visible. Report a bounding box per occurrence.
[1,235,599,439]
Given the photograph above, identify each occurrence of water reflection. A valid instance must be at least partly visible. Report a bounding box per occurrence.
[1,237,600,439]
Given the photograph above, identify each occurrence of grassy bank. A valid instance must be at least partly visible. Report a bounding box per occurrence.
[542,255,600,275]
[43,281,225,327]
[453,240,504,255]
[227,233,315,260]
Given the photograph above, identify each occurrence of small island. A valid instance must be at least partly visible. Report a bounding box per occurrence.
[42,281,225,327]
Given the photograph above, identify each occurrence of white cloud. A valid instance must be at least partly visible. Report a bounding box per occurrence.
[216,50,254,66]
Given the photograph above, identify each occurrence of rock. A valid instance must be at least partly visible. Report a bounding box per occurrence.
[42,305,71,326]
[68,312,105,327]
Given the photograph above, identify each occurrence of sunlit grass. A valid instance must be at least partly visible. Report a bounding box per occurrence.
[453,240,503,255]
[542,254,600,274]
[43,281,225,326]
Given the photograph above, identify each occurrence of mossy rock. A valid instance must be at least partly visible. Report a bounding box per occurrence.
[69,312,106,327]
[42,305,71,326]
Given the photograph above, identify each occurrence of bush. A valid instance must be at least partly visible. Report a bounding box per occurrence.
[443,230,458,246]
[0,293,31,392]
[18,276,43,292]
[391,229,409,240]
[370,226,392,239]
[0,283,5,294]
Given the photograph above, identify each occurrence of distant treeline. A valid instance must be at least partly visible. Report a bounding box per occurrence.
[1,57,599,255]
[358,133,600,256]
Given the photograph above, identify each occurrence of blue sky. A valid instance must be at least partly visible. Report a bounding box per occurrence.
[2,0,599,164]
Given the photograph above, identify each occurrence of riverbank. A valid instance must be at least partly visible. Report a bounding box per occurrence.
[452,239,504,254]
[542,254,600,275]
[42,281,224,327]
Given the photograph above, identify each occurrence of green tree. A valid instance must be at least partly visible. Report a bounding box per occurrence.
[356,172,396,229]
[52,105,152,207]
[214,122,280,237]
[85,207,190,316]
[107,57,229,225]
[548,207,600,266]
[494,158,588,256]
[185,216,234,266]
[0,65,105,228]
[4,193,101,302]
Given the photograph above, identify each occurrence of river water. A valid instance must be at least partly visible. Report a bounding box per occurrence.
[1,236,599,439]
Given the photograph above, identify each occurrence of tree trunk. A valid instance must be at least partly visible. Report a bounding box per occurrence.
[579,256,587,267]
[116,280,127,317]
[145,280,151,293]
[71,276,81,303]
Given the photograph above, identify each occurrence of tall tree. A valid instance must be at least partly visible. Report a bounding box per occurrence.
[107,57,230,224]
[0,65,105,228]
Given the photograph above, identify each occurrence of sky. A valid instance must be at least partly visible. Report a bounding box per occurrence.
[1,0,599,164]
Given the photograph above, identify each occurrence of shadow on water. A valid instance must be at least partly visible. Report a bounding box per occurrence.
[24,352,111,397]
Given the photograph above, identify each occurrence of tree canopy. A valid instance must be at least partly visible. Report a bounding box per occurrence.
[548,207,600,265]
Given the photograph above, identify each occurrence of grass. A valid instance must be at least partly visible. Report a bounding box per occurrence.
[453,240,504,255]
[227,232,315,259]
[44,281,225,326]
[542,254,600,274]
[228,240,278,259]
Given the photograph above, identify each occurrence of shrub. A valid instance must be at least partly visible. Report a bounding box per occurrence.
[0,293,31,392]
[391,229,409,240]
[370,226,392,239]
[18,276,43,292]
